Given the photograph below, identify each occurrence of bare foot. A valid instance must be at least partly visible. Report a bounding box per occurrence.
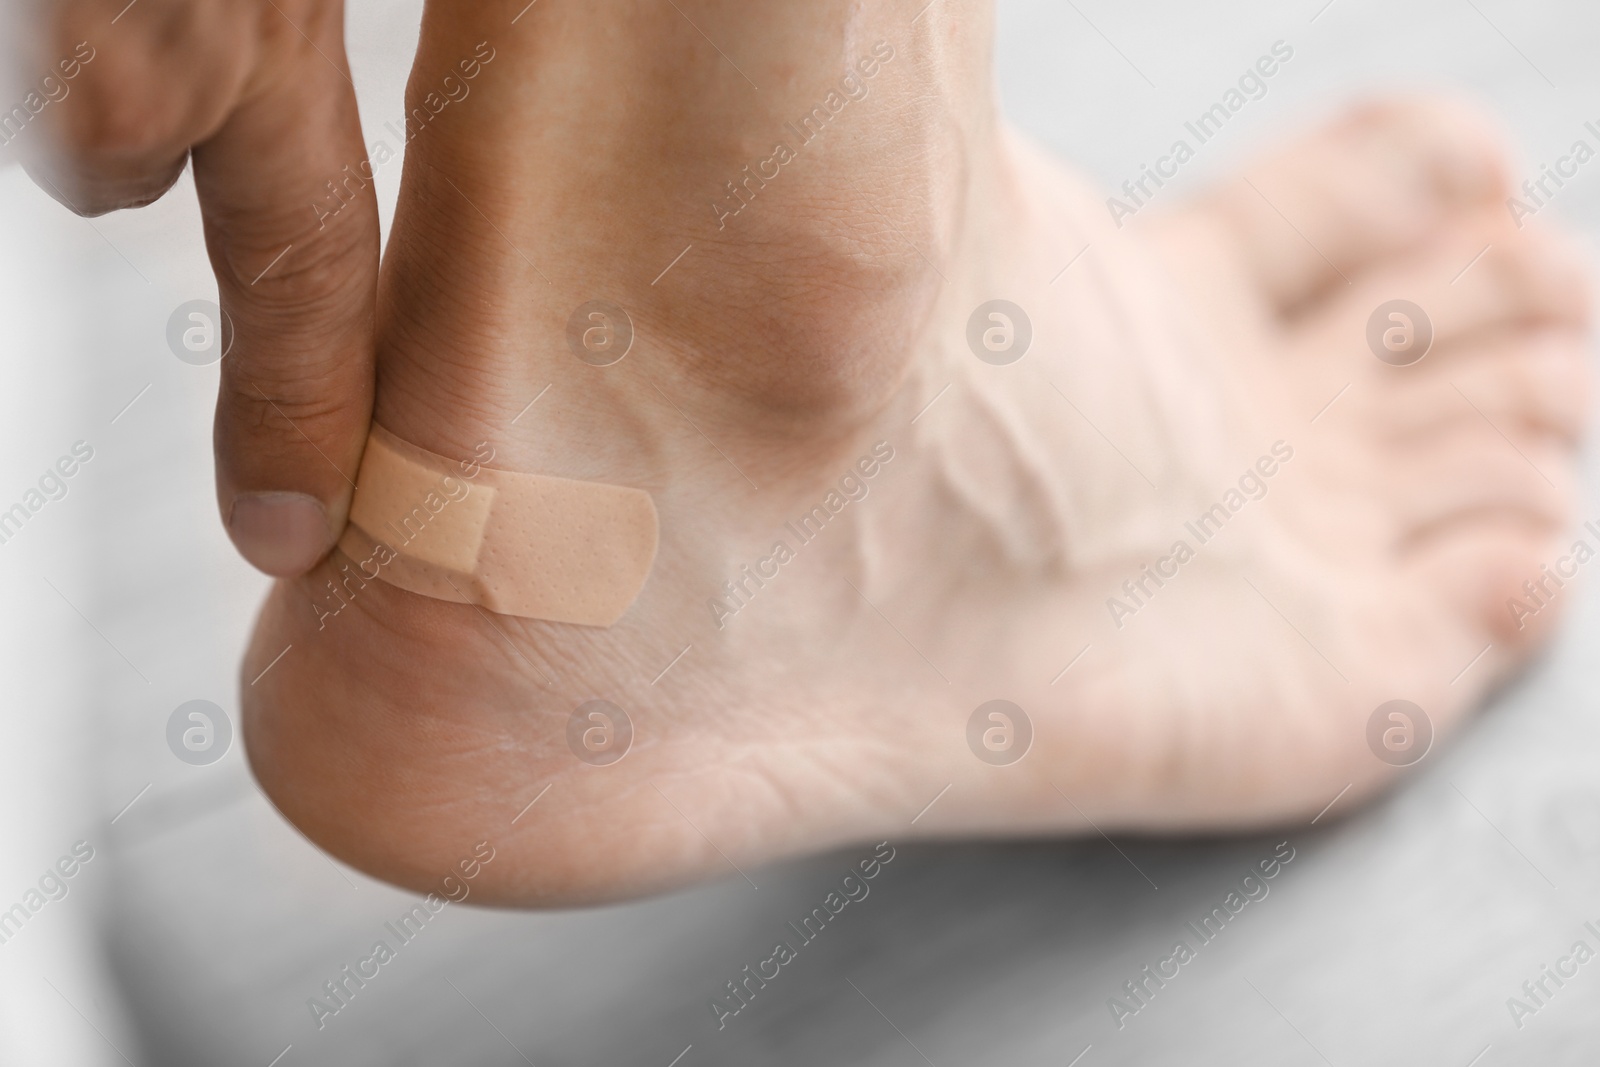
[240,3,1591,905]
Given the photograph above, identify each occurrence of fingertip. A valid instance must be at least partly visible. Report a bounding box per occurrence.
[228,491,334,577]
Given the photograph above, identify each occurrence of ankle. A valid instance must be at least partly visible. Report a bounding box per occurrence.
[380,2,1003,423]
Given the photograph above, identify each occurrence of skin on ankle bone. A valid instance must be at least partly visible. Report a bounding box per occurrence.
[378,0,1004,465]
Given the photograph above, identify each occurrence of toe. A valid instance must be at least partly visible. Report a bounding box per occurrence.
[1206,95,1512,312]
[1387,426,1573,544]
[1294,216,1593,359]
[1423,224,1594,343]
[1381,329,1593,446]
[1408,521,1571,654]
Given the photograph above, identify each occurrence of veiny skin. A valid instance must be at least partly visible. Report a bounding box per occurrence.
[241,2,1592,906]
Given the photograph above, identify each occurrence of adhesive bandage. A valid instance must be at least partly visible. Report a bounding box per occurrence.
[337,426,658,626]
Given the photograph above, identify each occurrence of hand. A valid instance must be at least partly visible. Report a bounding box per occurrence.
[9,0,379,576]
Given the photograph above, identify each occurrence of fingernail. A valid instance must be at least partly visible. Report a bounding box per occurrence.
[228,492,332,577]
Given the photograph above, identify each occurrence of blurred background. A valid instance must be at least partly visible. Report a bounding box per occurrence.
[3,0,1600,1062]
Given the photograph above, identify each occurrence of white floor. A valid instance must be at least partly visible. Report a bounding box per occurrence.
[3,0,1599,1063]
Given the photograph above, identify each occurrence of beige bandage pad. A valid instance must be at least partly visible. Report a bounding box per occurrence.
[337,426,657,626]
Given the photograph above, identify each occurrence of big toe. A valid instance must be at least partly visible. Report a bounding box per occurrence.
[1206,95,1513,313]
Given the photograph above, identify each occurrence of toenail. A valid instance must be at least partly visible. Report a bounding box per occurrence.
[227,491,332,577]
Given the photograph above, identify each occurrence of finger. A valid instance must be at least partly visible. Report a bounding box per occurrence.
[194,0,378,577]
[15,0,256,215]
